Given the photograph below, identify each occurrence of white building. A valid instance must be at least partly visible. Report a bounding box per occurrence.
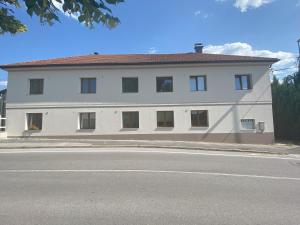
[0,44,278,144]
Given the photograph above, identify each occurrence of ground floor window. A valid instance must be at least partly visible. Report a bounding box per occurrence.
[191,110,209,127]
[241,119,255,130]
[23,111,257,133]
[79,112,96,130]
[122,111,139,128]
[27,113,43,131]
[157,111,174,127]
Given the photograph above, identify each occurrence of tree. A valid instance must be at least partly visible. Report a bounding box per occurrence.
[0,0,124,34]
[272,71,300,142]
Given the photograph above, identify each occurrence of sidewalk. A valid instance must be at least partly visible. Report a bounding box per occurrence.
[0,138,299,155]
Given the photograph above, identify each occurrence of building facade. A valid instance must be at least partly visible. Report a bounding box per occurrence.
[0,47,278,144]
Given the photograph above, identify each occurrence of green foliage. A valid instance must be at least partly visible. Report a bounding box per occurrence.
[0,0,124,34]
[272,71,300,142]
[0,0,27,34]
[0,7,27,34]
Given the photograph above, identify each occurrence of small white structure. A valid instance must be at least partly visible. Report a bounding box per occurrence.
[0,44,278,144]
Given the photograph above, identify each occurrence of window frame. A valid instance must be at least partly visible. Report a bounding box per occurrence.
[156,76,173,93]
[190,110,209,128]
[79,112,96,130]
[29,79,44,95]
[157,111,174,128]
[80,78,96,94]
[235,74,252,90]
[190,75,207,92]
[122,111,139,129]
[240,119,256,130]
[122,77,139,93]
[26,113,43,131]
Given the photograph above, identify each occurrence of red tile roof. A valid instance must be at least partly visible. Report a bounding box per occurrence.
[0,53,278,69]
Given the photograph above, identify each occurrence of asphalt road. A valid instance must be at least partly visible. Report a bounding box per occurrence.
[0,148,299,225]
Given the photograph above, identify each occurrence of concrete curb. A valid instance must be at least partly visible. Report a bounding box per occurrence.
[0,138,298,155]
[0,143,290,155]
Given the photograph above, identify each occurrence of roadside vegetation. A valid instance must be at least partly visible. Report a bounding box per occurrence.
[272,71,300,142]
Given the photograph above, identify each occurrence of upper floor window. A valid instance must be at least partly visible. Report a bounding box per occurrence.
[122,77,138,93]
[156,77,173,92]
[190,75,207,91]
[122,111,139,128]
[191,110,209,127]
[29,79,44,95]
[157,111,174,127]
[79,112,96,130]
[235,75,252,90]
[27,113,43,131]
[81,78,96,94]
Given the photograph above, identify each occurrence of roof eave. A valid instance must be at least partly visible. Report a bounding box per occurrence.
[0,59,279,70]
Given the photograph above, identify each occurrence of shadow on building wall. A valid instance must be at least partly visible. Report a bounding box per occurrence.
[202,71,272,143]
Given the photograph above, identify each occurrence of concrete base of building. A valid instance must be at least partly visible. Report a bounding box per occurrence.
[10,132,275,145]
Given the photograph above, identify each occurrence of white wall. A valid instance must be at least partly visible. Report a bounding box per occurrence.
[6,104,273,137]
[6,63,272,105]
[5,63,274,137]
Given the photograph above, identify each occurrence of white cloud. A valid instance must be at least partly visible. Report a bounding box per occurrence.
[148,47,158,54]
[194,10,209,19]
[52,0,79,20]
[234,0,273,12]
[204,42,298,79]
[0,80,7,87]
[203,14,209,19]
[194,10,201,16]
[216,0,273,12]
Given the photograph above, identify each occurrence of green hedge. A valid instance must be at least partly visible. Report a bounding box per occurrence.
[272,71,300,142]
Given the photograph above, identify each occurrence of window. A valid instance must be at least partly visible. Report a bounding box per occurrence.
[122,77,138,93]
[157,111,174,127]
[235,75,252,90]
[191,110,209,127]
[79,112,96,129]
[27,113,43,131]
[190,76,207,91]
[29,79,44,95]
[241,119,255,130]
[156,77,173,92]
[81,78,96,94]
[122,111,139,128]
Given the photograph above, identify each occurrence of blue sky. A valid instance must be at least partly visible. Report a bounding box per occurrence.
[1,0,300,90]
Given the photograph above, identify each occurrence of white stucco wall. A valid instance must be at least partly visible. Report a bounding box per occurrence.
[5,62,274,138]
[6,104,273,137]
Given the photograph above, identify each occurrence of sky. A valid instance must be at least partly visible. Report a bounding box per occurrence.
[0,0,300,90]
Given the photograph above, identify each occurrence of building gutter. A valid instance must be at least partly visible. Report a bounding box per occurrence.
[0,59,279,71]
